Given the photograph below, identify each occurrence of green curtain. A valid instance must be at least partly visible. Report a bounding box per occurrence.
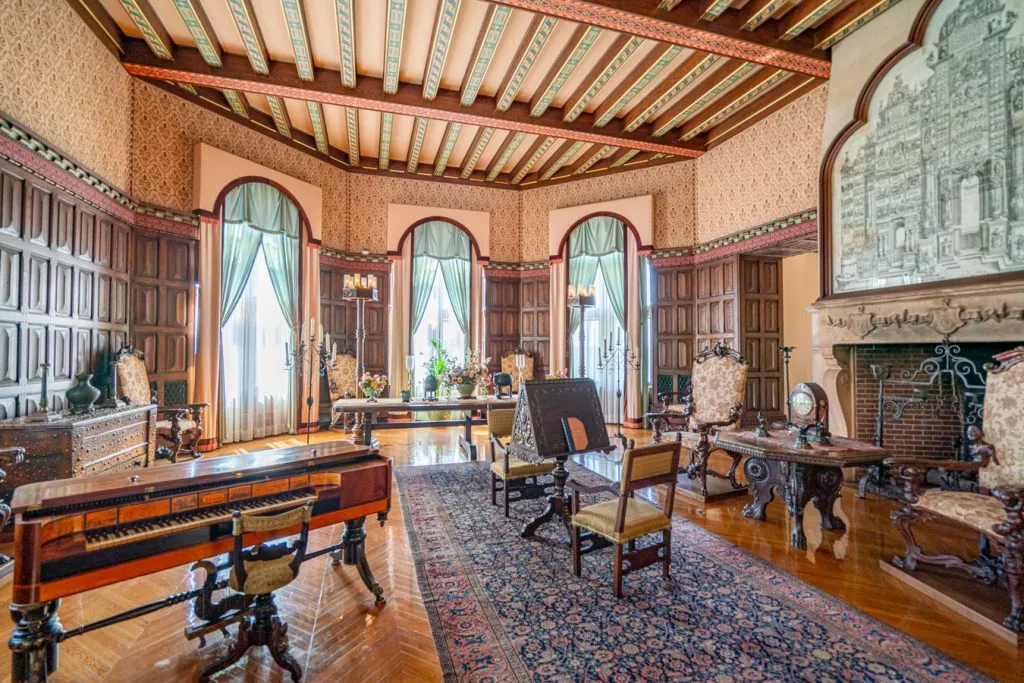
[220,220,263,325]
[568,216,623,335]
[639,254,650,419]
[221,182,301,327]
[413,221,471,334]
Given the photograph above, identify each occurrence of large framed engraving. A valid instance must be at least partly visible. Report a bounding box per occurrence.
[821,0,1024,297]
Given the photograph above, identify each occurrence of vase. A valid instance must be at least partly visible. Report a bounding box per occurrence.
[400,389,411,403]
[455,383,475,399]
[364,388,378,403]
[67,373,101,414]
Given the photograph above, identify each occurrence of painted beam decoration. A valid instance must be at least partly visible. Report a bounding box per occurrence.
[511,136,555,183]
[462,5,512,106]
[423,0,462,100]
[496,15,558,111]
[226,0,270,75]
[434,122,463,175]
[383,0,408,95]
[622,52,718,131]
[281,0,315,82]
[222,89,250,118]
[530,25,603,117]
[406,117,429,172]
[487,131,527,181]
[345,107,360,165]
[171,0,222,66]
[680,69,790,140]
[652,62,756,136]
[813,0,906,50]
[461,127,495,178]
[379,112,394,169]
[593,45,682,126]
[118,0,173,59]
[562,35,643,123]
[828,0,1024,295]
[307,101,329,154]
[265,95,292,137]
[336,0,358,87]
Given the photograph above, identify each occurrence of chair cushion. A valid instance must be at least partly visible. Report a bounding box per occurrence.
[229,554,297,595]
[572,498,672,543]
[978,359,1024,491]
[913,490,1006,539]
[156,418,197,433]
[490,457,554,480]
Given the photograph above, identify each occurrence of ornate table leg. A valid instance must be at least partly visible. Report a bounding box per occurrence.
[331,517,385,605]
[811,465,846,532]
[9,601,62,683]
[351,410,379,449]
[741,457,777,521]
[521,456,572,540]
[458,413,478,461]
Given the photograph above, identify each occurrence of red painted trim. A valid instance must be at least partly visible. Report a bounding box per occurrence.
[818,0,942,299]
[210,175,315,245]
[393,216,485,261]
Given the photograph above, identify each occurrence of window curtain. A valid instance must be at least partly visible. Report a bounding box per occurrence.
[413,221,471,335]
[568,216,624,335]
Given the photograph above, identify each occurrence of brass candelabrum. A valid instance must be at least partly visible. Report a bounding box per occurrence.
[597,335,640,449]
[285,319,337,445]
[567,284,596,378]
[342,275,380,396]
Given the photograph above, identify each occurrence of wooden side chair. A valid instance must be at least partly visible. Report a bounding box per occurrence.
[488,407,554,517]
[646,343,747,498]
[890,347,1024,634]
[199,503,314,683]
[114,343,206,463]
[570,442,682,598]
[327,354,357,429]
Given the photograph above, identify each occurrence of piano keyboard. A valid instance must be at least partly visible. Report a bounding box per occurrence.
[84,491,319,551]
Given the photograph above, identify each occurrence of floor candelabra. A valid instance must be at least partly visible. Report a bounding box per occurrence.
[286,319,337,445]
[567,285,596,378]
[597,335,640,449]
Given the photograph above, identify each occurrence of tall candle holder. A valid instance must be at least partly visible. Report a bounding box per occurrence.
[597,335,640,449]
[342,274,380,396]
[514,352,526,393]
[779,346,796,423]
[28,362,61,422]
[567,284,596,377]
[285,319,337,444]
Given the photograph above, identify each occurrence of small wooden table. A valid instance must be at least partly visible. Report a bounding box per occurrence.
[713,429,889,549]
[331,396,517,460]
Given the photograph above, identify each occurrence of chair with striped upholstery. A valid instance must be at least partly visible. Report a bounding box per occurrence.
[488,407,554,517]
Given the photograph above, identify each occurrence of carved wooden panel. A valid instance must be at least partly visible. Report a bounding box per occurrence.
[519,275,550,378]
[0,159,131,418]
[128,231,197,405]
[485,277,520,371]
[695,255,738,354]
[738,256,784,422]
[95,218,112,267]
[652,265,694,385]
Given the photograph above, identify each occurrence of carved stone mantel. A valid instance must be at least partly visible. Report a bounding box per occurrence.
[810,279,1024,436]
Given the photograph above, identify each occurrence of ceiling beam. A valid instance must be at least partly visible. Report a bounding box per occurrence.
[306,101,329,153]
[280,0,315,81]
[265,95,292,138]
[461,127,495,178]
[741,0,785,30]
[679,68,789,139]
[335,0,357,87]
[609,148,640,167]
[406,117,429,173]
[379,113,394,169]
[345,107,360,165]
[812,0,904,50]
[699,0,733,21]
[423,0,462,100]
[592,44,682,127]
[171,0,222,66]
[495,14,558,112]
[568,144,616,175]
[562,35,644,123]
[225,0,270,75]
[67,0,125,57]
[117,0,173,59]
[121,41,707,156]
[536,140,586,181]
[779,0,847,39]
[621,51,718,132]
[486,131,527,182]
[483,0,829,78]
[706,76,821,148]
[222,89,250,118]
[434,122,464,176]
[511,136,555,183]
[651,60,754,136]
[530,25,603,117]
[383,0,407,94]
[461,4,512,106]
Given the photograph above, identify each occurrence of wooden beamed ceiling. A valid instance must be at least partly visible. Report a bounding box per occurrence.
[69,0,901,189]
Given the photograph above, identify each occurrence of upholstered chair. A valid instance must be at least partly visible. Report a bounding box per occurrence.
[500,351,534,394]
[890,347,1024,633]
[199,503,313,682]
[113,343,206,463]
[569,442,681,598]
[646,343,748,498]
[488,407,554,517]
[327,354,358,428]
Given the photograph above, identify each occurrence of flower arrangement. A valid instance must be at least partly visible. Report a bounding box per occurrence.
[361,372,388,402]
[442,351,491,398]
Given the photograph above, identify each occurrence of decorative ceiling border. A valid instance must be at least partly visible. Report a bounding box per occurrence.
[0,113,199,238]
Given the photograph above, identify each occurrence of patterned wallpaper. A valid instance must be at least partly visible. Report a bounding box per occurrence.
[694,84,828,243]
[347,173,521,256]
[0,0,133,191]
[130,81,350,249]
[519,162,696,261]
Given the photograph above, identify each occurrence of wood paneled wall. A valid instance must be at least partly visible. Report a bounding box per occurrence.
[129,230,197,405]
[484,277,520,372]
[653,265,694,397]
[519,275,550,378]
[0,158,130,417]
[739,256,784,421]
[695,256,738,353]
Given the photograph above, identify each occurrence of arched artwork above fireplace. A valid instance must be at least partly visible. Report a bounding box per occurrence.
[822,0,1024,297]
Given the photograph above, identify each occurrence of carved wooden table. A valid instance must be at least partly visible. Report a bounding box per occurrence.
[713,429,889,549]
[330,396,517,460]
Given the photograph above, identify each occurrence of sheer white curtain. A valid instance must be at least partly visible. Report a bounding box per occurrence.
[570,267,625,420]
[221,247,295,443]
[411,267,466,396]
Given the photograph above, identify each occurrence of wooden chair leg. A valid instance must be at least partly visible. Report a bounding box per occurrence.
[504,479,511,518]
[490,473,497,506]
[662,529,671,578]
[613,544,624,598]
[199,617,251,682]
[571,525,582,577]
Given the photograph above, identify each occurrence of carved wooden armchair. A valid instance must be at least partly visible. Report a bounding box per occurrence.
[489,408,553,517]
[646,343,748,499]
[890,347,1024,634]
[198,503,313,682]
[327,354,357,429]
[114,344,206,463]
[500,350,534,394]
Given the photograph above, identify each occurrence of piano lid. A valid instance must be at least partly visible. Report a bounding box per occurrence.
[508,378,612,462]
[11,441,377,513]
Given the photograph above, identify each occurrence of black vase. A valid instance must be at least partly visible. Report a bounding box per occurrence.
[424,375,439,392]
[66,373,101,414]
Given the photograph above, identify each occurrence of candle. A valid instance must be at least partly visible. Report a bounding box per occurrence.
[332,343,337,360]
[369,274,377,290]
[568,284,574,298]
[325,332,330,351]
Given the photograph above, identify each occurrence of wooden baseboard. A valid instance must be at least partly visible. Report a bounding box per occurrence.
[878,560,1023,646]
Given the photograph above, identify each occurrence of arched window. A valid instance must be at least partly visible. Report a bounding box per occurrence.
[219,182,300,443]
[409,220,471,395]
[567,215,626,418]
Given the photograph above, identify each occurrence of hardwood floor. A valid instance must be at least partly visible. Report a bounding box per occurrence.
[0,426,1020,681]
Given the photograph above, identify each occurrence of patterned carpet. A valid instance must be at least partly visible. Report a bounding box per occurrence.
[396,462,985,682]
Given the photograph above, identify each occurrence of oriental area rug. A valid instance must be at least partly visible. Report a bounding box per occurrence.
[395,463,985,682]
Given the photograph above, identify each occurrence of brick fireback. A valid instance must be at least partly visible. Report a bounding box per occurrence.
[850,343,1016,461]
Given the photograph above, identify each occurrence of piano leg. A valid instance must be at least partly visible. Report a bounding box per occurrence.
[9,600,61,683]
[331,517,386,605]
